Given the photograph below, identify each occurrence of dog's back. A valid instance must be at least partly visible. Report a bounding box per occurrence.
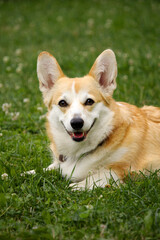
[141,105,160,123]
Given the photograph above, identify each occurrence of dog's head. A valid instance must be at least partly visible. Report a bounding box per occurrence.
[37,50,117,143]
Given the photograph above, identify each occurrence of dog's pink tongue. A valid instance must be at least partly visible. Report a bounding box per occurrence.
[73,132,84,138]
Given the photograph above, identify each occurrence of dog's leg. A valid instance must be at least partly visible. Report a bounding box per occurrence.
[44,154,67,171]
[43,160,59,171]
[70,169,119,190]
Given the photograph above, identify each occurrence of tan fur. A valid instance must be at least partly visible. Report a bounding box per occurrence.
[45,117,59,159]
[45,78,160,180]
[107,102,160,179]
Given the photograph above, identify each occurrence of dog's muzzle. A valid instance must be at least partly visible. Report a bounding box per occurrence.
[69,117,85,142]
[61,118,97,142]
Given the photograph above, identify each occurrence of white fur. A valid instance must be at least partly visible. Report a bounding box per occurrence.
[117,102,124,107]
[46,146,128,183]
[70,169,119,190]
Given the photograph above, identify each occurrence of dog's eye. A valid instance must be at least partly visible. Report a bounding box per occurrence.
[84,98,95,106]
[58,100,68,107]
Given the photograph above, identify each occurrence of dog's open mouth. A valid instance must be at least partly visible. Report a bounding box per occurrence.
[61,119,96,142]
[69,132,87,142]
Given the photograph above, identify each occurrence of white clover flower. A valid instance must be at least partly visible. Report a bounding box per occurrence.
[3,56,10,63]
[2,103,12,113]
[56,16,63,22]
[97,11,102,17]
[85,205,93,210]
[37,107,43,111]
[85,30,93,36]
[123,75,128,80]
[28,77,33,83]
[11,193,17,196]
[100,224,106,229]
[146,53,152,59]
[123,53,128,59]
[129,66,134,73]
[87,18,94,28]
[10,112,20,121]
[99,194,103,199]
[14,24,20,31]
[15,85,20,90]
[1,173,8,180]
[100,224,106,236]
[6,66,12,72]
[81,51,88,57]
[16,63,23,73]
[105,19,112,28]
[117,51,122,57]
[39,114,46,120]
[16,67,21,73]
[15,48,22,56]
[23,98,30,103]
[0,133,3,137]
[129,59,134,65]
[32,226,38,230]
[89,47,95,53]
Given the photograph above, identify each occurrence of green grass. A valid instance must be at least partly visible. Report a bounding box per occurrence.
[0,0,160,239]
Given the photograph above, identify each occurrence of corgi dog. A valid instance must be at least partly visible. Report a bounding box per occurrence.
[36,49,160,189]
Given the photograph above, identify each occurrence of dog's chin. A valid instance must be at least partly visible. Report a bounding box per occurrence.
[69,132,87,142]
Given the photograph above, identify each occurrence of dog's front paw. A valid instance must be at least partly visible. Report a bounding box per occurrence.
[43,162,59,172]
[69,178,93,190]
[69,182,86,191]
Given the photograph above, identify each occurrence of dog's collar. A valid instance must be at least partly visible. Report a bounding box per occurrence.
[59,154,67,162]
[58,135,108,163]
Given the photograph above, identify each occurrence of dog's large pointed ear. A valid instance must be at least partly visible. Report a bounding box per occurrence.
[37,51,65,94]
[89,49,117,95]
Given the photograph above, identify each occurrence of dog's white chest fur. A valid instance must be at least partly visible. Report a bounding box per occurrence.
[60,146,127,179]
[46,144,128,189]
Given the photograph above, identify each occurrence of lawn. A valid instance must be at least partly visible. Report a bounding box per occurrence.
[0,0,160,239]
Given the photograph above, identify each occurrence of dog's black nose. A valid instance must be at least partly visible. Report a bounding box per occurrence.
[70,118,84,130]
